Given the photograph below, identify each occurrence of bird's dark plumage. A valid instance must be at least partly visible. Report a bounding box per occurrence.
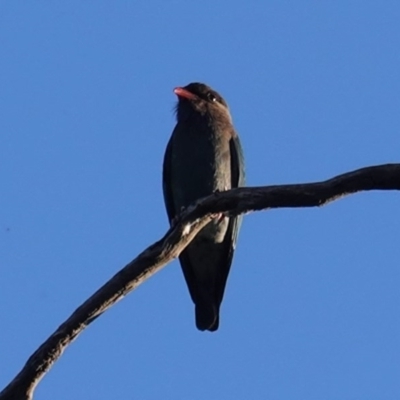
[162,82,245,331]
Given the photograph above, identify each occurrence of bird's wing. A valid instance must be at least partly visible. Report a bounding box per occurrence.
[230,133,246,193]
[215,132,246,306]
[229,133,246,248]
[162,136,177,223]
[163,135,201,307]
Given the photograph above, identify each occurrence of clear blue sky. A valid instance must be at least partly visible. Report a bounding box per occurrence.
[1,2,399,399]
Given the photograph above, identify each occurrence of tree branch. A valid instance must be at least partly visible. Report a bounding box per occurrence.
[1,163,399,400]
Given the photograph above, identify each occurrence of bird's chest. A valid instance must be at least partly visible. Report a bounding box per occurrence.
[170,123,231,208]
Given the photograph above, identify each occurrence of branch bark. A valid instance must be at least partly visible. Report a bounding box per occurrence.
[1,163,399,400]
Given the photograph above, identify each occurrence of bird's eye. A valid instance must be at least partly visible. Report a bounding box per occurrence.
[207,92,217,102]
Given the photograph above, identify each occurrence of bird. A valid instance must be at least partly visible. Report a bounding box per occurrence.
[162,82,245,331]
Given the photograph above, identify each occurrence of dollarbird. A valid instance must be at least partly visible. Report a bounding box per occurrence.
[162,82,245,331]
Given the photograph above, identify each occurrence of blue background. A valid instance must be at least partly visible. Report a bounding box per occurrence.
[1,2,399,399]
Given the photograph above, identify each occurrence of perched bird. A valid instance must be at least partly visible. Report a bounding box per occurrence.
[162,82,245,331]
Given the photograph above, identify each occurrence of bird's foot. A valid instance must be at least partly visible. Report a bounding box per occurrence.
[214,186,229,194]
[170,206,186,227]
[212,187,229,221]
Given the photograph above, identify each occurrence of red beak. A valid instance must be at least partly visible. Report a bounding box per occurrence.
[174,87,197,100]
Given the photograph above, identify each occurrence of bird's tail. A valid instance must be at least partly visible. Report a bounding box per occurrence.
[195,302,219,332]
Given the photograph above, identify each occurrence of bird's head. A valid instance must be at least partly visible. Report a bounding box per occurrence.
[174,82,231,123]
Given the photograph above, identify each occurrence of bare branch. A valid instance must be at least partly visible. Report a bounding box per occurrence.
[1,163,399,400]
